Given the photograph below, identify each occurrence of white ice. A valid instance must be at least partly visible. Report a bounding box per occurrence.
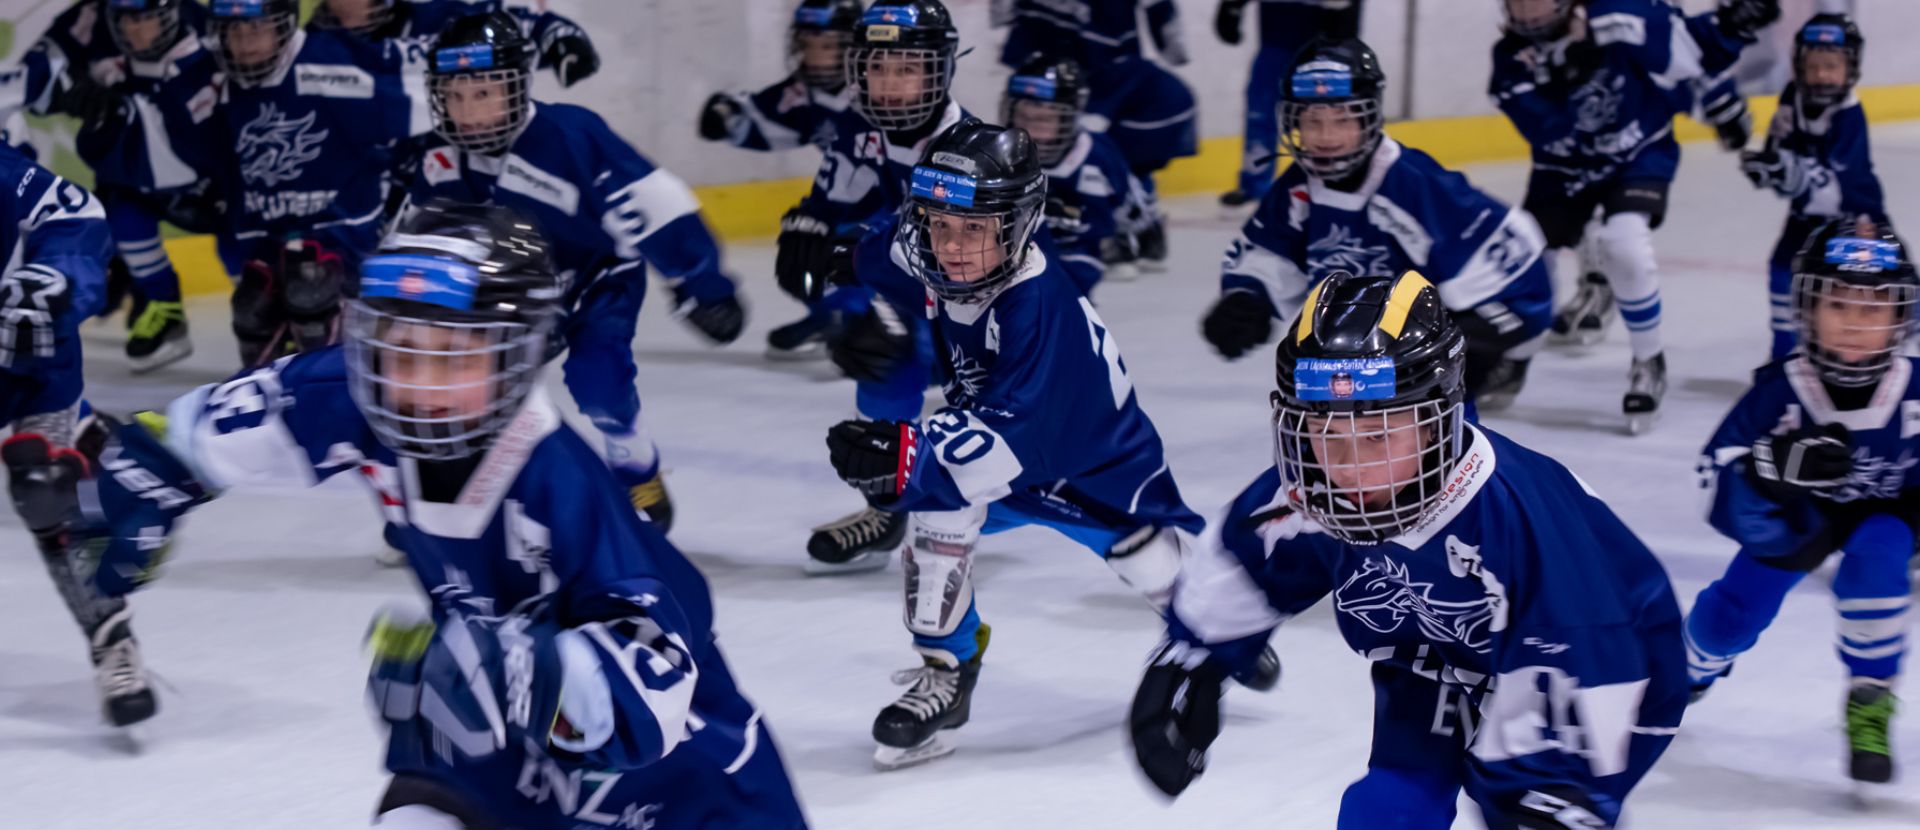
[4,126,1920,829]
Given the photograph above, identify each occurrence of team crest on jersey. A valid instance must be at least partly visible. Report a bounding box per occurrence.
[1335,553,1505,653]
[1306,224,1394,280]
[237,103,329,188]
[1572,72,1625,135]
[944,344,989,405]
[1827,448,1919,503]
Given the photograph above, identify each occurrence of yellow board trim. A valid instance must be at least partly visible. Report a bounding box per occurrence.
[1377,270,1433,339]
[171,82,1920,298]
[1295,278,1327,344]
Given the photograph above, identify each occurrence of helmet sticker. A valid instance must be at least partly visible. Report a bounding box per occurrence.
[1801,23,1849,45]
[436,43,496,72]
[1292,70,1355,100]
[1009,75,1057,100]
[361,254,482,310]
[1296,357,1397,401]
[1826,238,1900,273]
[912,166,977,208]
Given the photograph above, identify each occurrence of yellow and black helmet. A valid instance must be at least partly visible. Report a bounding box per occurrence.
[1273,270,1466,414]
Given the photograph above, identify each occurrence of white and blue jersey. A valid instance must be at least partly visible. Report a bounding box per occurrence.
[72,22,226,199]
[712,76,852,153]
[804,100,971,232]
[1221,137,1552,335]
[1765,84,1884,223]
[1042,129,1147,293]
[0,144,111,423]
[223,28,431,264]
[1169,425,1685,825]
[157,349,807,829]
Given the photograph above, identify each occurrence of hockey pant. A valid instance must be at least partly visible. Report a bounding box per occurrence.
[561,269,661,487]
[1524,173,1671,360]
[904,494,1186,665]
[1336,661,1676,830]
[1686,510,1913,683]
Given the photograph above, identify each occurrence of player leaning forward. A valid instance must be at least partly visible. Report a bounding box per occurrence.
[87,201,807,828]
[1133,270,1688,828]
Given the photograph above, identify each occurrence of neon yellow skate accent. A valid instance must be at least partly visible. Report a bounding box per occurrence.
[129,300,185,340]
[1848,688,1897,757]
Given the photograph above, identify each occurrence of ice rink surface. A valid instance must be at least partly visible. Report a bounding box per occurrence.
[5,125,1920,828]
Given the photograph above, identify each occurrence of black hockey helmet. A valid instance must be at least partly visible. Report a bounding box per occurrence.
[1500,0,1577,42]
[848,0,959,132]
[1793,13,1863,109]
[1001,53,1090,168]
[346,199,565,461]
[310,0,399,38]
[896,120,1047,303]
[428,12,538,155]
[790,0,863,90]
[105,0,186,62]
[1272,270,1468,545]
[208,0,300,87]
[1791,216,1919,388]
[1278,37,1387,180]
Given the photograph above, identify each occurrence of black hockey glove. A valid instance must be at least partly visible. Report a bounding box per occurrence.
[1130,640,1224,798]
[0,264,69,369]
[1505,787,1613,829]
[1716,0,1780,42]
[1214,0,1249,45]
[1749,422,1853,499]
[1201,289,1275,360]
[776,207,854,301]
[1701,93,1752,151]
[829,296,912,383]
[537,25,600,88]
[1739,148,1801,196]
[1043,196,1090,242]
[677,292,746,345]
[826,418,918,502]
[699,93,744,142]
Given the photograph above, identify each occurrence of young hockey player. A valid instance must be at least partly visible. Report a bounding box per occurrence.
[0,142,153,728]
[822,122,1207,769]
[1202,38,1552,409]
[85,201,809,828]
[1684,217,1915,786]
[1490,0,1776,431]
[1000,53,1149,291]
[411,13,750,529]
[1134,270,1688,829]
[1211,0,1364,207]
[1741,13,1884,360]
[698,0,861,155]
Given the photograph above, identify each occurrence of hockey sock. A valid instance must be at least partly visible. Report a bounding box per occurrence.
[1685,550,1808,681]
[1597,211,1663,360]
[1834,515,1914,680]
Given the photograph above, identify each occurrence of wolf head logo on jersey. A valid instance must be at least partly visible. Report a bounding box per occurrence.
[944,344,989,405]
[1334,555,1503,653]
[1306,224,1394,281]
[237,104,329,188]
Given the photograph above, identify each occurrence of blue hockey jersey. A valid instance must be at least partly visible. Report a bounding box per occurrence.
[1169,424,1685,819]
[1043,129,1147,291]
[409,101,737,308]
[73,29,226,196]
[1489,0,1743,191]
[881,240,1201,534]
[0,144,110,410]
[1761,85,1884,221]
[223,28,431,263]
[1221,137,1552,330]
[1698,356,1920,557]
[157,349,806,829]
[997,0,1186,69]
[712,75,852,153]
[805,100,972,232]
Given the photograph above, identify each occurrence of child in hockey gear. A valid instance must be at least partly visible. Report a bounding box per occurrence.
[1490,0,1776,431]
[1742,14,1884,361]
[824,122,1205,770]
[309,0,600,88]
[699,0,860,153]
[1212,0,1364,207]
[413,13,751,531]
[91,201,809,828]
[1685,217,1916,786]
[1204,38,1552,411]
[0,143,157,728]
[1137,270,1687,828]
[780,0,972,571]
[1002,54,1151,293]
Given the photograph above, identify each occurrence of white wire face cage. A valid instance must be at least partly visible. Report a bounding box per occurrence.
[897,196,1042,304]
[343,303,550,461]
[789,29,852,90]
[1001,96,1079,167]
[210,8,298,87]
[309,0,394,36]
[106,3,182,61]
[848,46,952,132]
[1501,0,1574,40]
[1792,272,1920,387]
[1272,399,1466,545]
[430,68,532,155]
[1279,97,1383,180]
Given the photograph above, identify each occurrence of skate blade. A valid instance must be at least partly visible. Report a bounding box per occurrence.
[107,724,149,754]
[1625,411,1659,436]
[373,546,408,568]
[1104,263,1142,283]
[127,340,194,374]
[1138,258,1169,274]
[764,342,828,362]
[804,549,890,577]
[873,733,956,771]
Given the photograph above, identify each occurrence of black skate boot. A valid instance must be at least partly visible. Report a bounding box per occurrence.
[1136,218,1168,273]
[872,624,990,770]
[1550,271,1616,347]
[629,473,675,534]
[126,300,193,374]
[1473,358,1532,413]
[805,506,905,575]
[91,608,157,728]
[1100,233,1141,283]
[766,313,833,361]
[1624,352,1667,435]
[1846,679,1897,784]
